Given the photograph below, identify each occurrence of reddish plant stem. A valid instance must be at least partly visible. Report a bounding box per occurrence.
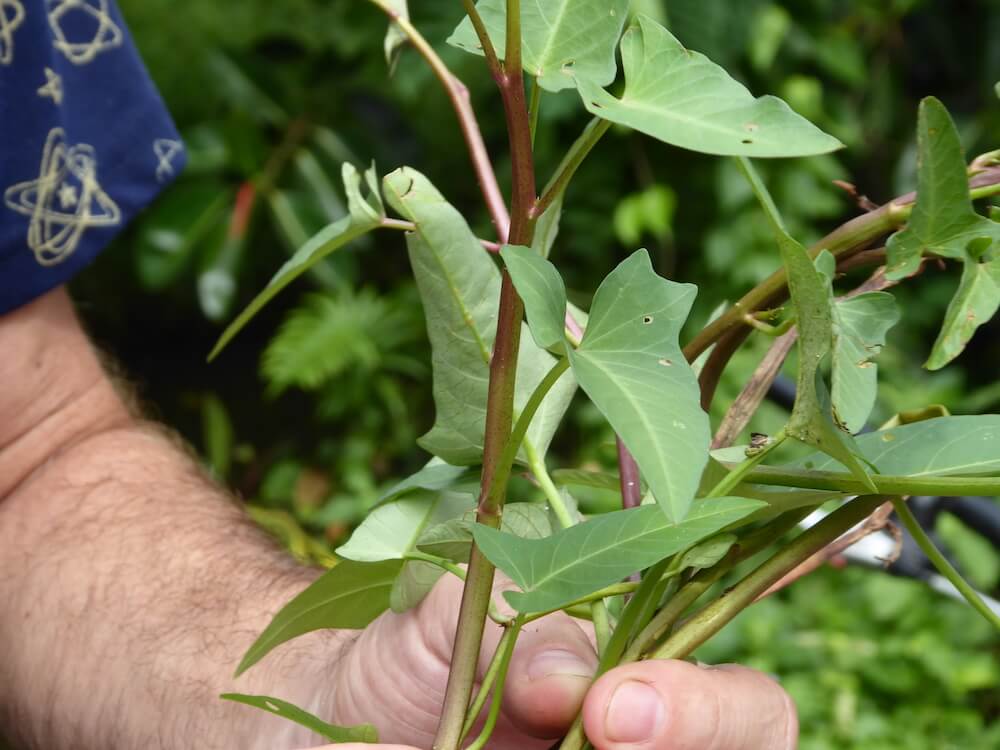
[433,2,537,746]
[616,437,642,509]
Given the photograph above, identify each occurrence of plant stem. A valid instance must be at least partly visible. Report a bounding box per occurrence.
[623,507,814,661]
[706,430,786,498]
[533,117,611,219]
[616,437,642,508]
[524,439,577,529]
[459,0,503,78]
[434,3,538,744]
[465,618,524,750]
[528,77,542,145]
[520,582,640,624]
[460,621,519,742]
[741,466,1000,497]
[590,600,613,655]
[367,0,510,240]
[434,279,524,750]
[650,495,888,660]
[891,498,1000,629]
[683,169,1000,364]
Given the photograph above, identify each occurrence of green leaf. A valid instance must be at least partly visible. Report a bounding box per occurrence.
[738,158,876,491]
[473,497,765,613]
[383,167,576,465]
[797,415,1000,478]
[221,694,377,744]
[336,491,472,613]
[885,98,1000,368]
[336,492,473,562]
[448,0,629,92]
[831,291,901,432]
[533,193,563,259]
[236,559,402,676]
[501,244,568,350]
[678,533,738,572]
[209,163,384,360]
[377,458,478,505]
[925,256,1000,370]
[567,250,709,522]
[382,0,409,70]
[390,559,445,613]
[417,502,553,562]
[886,97,1000,280]
[577,16,842,157]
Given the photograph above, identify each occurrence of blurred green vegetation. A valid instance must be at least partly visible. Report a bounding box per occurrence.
[55,0,1000,746]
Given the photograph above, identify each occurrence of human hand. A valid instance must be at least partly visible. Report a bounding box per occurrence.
[301,574,797,750]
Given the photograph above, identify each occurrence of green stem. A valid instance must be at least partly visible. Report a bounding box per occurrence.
[590,600,613,655]
[460,622,520,742]
[532,117,611,219]
[556,558,671,750]
[525,438,576,529]
[520,582,640,625]
[460,0,503,78]
[891,498,1000,630]
[489,358,570,509]
[465,618,524,750]
[741,466,1000,497]
[623,507,814,661]
[651,495,887,660]
[706,429,786,498]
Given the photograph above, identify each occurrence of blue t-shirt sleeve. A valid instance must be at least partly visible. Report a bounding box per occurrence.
[0,0,185,314]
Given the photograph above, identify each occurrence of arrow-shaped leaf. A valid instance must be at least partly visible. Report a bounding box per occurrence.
[577,16,842,157]
[473,497,765,613]
[568,250,709,521]
[448,0,629,92]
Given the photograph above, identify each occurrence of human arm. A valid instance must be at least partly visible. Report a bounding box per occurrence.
[0,290,797,750]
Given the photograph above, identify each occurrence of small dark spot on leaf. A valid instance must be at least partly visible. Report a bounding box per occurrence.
[743,122,759,132]
[741,138,753,144]
[642,315,654,324]
[658,358,672,366]
[592,101,604,109]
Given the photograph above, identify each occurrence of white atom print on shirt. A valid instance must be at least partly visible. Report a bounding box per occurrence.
[153,139,183,182]
[4,127,121,267]
[0,0,25,65]
[47,0,123,65]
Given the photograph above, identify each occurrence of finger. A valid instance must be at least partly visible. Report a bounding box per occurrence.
[500,610,598,738]
[582,660,797,750]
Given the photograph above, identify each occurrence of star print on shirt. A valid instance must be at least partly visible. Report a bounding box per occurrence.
[47,0,123,65]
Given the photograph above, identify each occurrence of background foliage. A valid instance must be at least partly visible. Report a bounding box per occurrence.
[60,0,1000,746]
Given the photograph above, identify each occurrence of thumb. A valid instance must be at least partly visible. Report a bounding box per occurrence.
[499,611,598,738]
[582,660,798,750]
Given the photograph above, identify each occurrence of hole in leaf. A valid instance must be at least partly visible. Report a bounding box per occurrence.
[658,358,673,366]
[742,138,753,144]
[881,433,896,442]
[264,700,281,713]
[642,315,654,324]
[592,102,604,109]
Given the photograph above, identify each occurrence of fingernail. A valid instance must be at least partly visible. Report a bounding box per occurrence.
[527,649,593,681]
[605,680,664,744]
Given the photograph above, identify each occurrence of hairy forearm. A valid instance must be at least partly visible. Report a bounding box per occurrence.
[0,292,343,749]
